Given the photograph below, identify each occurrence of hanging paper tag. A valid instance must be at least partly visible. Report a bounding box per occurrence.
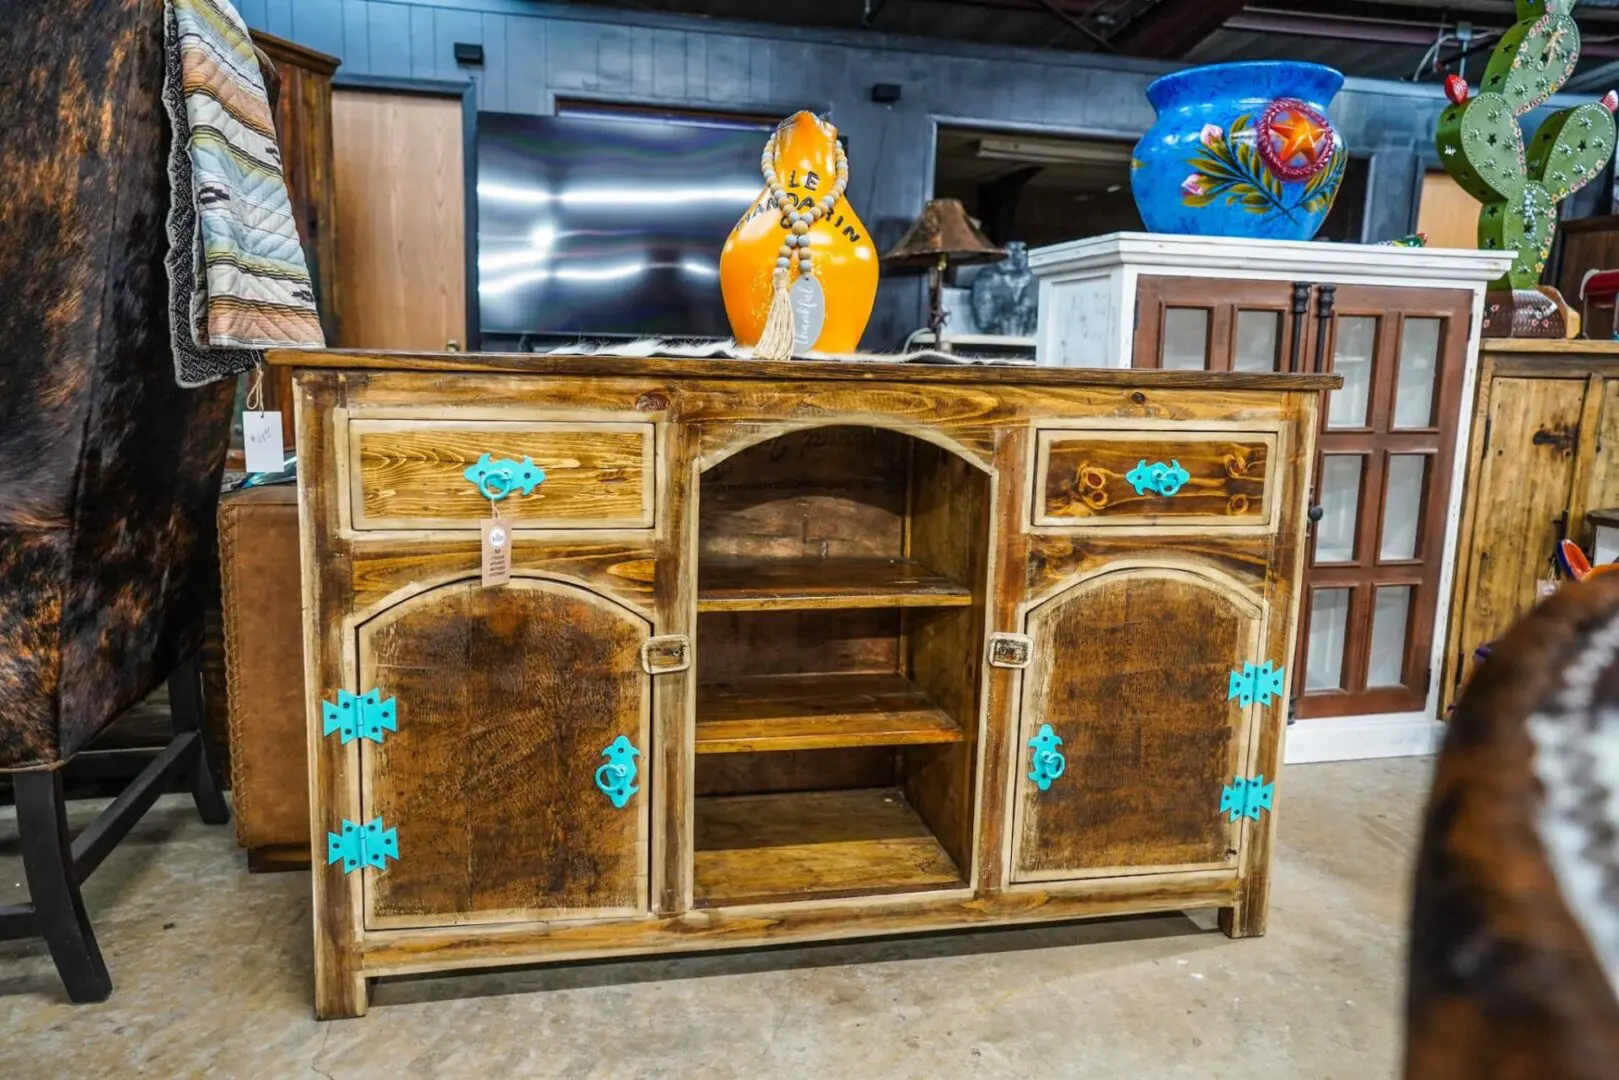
[790,275,826,353]
[481,518,512,587]
[243,411,285,473]
[1538,577,1559,598]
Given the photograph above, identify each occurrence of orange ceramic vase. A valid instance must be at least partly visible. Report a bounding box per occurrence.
[720,112,878,354]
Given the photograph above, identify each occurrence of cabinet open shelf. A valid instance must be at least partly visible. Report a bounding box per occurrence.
[695,672,965,754]
[693,787,965,907]
[696,556,972,612]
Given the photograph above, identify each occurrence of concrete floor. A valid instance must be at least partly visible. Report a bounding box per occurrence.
[0,758,1427,1079]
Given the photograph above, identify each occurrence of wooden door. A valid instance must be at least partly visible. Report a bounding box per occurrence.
[1010,564,1265,882]
[1448,376,1587,702]
[1134,276,1306,373]
[1416,172,1480,250]
[332,87,467,351]
[357,578,651,929]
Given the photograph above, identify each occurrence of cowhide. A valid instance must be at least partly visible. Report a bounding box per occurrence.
[0,0,234,770]
[1407,574,1619,1077]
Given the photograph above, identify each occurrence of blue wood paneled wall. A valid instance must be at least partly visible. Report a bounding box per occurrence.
[247,0,1558,347]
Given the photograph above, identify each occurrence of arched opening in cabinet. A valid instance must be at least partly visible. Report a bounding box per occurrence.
[693,425,993,907]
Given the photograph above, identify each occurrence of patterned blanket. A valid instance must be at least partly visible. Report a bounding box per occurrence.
[162,0,323,387]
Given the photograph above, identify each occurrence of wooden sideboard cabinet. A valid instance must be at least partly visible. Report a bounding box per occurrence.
[271,349,1333,1018]
[1443,340,1619,715]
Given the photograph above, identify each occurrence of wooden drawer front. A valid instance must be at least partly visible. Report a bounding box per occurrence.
[1034,428,1277,530]
[349,420,654,530]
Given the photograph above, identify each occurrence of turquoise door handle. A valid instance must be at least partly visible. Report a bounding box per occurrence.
[1126,459,1190,497]
[594,734,641,809]
[1027,723,1066,792]
[463,453,546,501]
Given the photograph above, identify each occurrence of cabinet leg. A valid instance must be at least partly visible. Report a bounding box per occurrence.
[314,961,369,1020]
[1219,873,1271,939]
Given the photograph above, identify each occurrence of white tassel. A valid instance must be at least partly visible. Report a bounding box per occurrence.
[755,266,795,360]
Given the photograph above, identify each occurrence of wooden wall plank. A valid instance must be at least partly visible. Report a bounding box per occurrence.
[506,15,548,114]
[290,0,346,61]
[409,4,437,77]
[264,0,294,37]
[479,13,509,112]
[432,7,484,81]
[364,3,413,78]
[238,0,271,32]
[341,0,371,72]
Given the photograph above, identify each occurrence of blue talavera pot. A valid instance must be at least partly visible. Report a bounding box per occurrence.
[1131,61,1348,241]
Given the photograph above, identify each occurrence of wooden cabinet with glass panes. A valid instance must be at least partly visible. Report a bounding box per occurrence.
[1030,234,1512,733]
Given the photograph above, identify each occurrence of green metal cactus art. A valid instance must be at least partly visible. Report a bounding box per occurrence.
[1436,0,1617,290]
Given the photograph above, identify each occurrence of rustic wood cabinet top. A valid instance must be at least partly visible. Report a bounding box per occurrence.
[268,347,1339,390]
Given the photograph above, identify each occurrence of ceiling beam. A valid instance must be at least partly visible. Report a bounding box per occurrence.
[1107,0,1248,57]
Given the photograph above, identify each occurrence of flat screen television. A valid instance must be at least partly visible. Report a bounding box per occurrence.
[476,110,770,340]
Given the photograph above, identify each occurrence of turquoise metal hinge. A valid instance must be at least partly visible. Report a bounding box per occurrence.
[1228,660,1285,708]
[1027,723,1066,791]
[463,454,545,501]
[322,688,397,745]
[1220,775,1275,822]
[327,817,400,873]
[1126,459,1190,497]
[595,735,641,809]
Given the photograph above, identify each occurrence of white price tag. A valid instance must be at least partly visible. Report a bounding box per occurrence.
[243,411,285,473]
[481,518,512,587]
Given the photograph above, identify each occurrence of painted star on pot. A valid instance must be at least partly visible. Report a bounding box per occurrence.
[1257,98,1335,181]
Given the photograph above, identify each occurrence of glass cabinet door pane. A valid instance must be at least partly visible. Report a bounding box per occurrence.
[1233,310,1281,372]
[1305,588,1351,691]
[1327,316,1376,428]
[1162,308,1210,370]
[1315,455,1363,563]
[1380,454,1428,561]
[1368,586,1413,687]
[1394,318,1441,429]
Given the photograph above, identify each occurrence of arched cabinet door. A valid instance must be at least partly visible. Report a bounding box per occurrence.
[355,577,652,929]
[1010,563,1267,883]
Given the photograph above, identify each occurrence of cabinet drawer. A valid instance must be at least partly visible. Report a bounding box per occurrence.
[1033,427,1278,530]
[347,419,654,531]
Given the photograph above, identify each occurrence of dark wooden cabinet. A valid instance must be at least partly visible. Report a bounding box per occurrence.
[251,31,339,447]
[1555,214,1619,340]
[279,349,1330,1017]
[1130,275,1474,720]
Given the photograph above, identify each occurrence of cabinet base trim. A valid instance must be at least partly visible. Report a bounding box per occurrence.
[1283,712,1444,764]
[357,874,1239,979]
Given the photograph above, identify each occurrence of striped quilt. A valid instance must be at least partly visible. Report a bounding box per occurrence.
[163,0,323,387]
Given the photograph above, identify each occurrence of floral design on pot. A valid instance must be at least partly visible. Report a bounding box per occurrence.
[1131,61,1348,241]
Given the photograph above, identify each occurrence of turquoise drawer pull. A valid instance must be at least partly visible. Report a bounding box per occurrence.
[1126,459,1190,497]
[1027,723,1066,792]
[594,735,641,809]
[463,454,546,501]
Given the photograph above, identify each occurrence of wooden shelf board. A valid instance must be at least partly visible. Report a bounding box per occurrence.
[695,672,965,754]
[694,788,964,907]
[697,556,973,612]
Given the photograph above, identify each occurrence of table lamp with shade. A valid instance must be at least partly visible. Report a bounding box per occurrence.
[882,198,1005,341]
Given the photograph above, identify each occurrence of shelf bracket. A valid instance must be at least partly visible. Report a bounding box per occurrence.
[641,634,691,675]
[988,632,1033,669]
